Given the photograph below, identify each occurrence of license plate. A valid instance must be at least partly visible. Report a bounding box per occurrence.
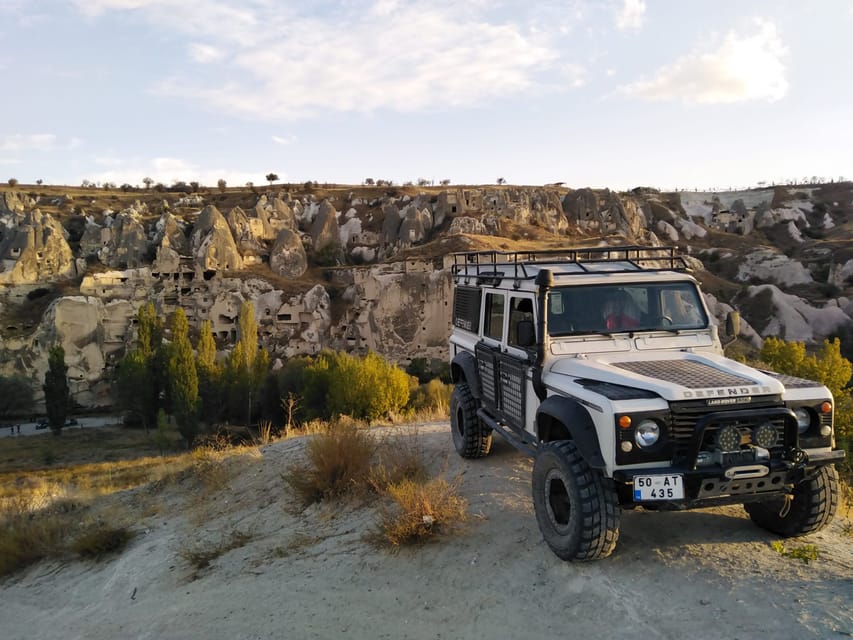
[633,474,684,501]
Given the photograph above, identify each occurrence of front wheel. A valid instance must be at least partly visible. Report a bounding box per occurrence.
[450,382,492,459]
[532,441,621,561]
[744,465,839,537]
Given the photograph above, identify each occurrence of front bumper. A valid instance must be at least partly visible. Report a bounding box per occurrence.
[612,448,846,509]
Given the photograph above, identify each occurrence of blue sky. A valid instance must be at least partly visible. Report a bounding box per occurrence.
[1,0,851,191]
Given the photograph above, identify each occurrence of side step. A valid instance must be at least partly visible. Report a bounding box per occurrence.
[477,409,537,456]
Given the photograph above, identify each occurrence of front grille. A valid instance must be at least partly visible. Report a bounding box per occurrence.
[669,400,788,462]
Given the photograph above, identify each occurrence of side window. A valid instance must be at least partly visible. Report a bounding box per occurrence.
[508,296,535,347]
[483,292,505,341]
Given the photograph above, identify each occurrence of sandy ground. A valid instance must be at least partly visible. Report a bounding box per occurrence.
[2,422,852,640]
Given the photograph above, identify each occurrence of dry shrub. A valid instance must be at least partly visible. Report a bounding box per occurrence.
[255,420,274,446]
[0,513,64,575]
[368,432,429,493]
[407,380,453,419]
[180,529,253,571]
[375,476,467,546]
[71,525,135,559]
[284,418,376,505]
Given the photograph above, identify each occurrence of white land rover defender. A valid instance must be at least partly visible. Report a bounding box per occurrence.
[448,246,845,561]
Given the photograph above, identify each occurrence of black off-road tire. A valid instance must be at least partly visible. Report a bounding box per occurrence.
[532,441,621,561]
[744,465,839,537]
[450,382,492,459]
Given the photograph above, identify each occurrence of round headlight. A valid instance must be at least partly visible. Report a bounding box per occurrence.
[752,422,778,449]
[634,419,661,448]
[794,408,811,434]
[716,424,741,453]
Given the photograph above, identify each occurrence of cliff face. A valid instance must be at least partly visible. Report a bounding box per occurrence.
[0,181,851,407]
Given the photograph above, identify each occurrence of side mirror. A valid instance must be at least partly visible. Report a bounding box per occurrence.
[516,319,536,348]
[725,311,741,338]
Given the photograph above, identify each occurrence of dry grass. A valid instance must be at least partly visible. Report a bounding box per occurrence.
[0,431,258,577]
[180,529,254,571]
[70,524,136,559]
[283,418,376,505]
[282,420,467,547]
[367,431,430,492]
[374,477,467,547]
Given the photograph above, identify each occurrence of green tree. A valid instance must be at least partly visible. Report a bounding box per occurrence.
[320,351,411,422]
[196,319,223,424]
[115,303,165,431]
[237,301,258,370]
[760,337,853,440]
[115,348,150,428]
[137,302,163,358]
[265,173,279,185]
[43,345,69,435]
[167,308,198,446]
[0,375,34,422]
[222,300,270,425]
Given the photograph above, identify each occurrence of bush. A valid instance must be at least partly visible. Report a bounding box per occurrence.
[71,525,135,559]
[407,379,453,416]
[374,477,467,546]
[297,351,411,422]
[284,419,376,505]
[759,337,853,441]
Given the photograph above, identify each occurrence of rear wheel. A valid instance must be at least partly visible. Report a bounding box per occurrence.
[532,440,621,561]
[744,465,839,537]
[450,382,492,459]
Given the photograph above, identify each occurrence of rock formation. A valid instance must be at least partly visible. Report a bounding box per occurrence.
[0,180,851,409]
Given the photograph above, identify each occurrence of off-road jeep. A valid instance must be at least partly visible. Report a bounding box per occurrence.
[448,246,845,561]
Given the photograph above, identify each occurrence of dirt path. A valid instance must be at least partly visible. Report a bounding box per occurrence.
[2,423,851,639]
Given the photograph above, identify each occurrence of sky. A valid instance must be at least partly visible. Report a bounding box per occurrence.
[0,0,851,191]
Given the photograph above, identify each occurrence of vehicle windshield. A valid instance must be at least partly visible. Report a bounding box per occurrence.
[547,281,708,336]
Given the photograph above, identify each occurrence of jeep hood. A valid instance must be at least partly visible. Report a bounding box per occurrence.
[547,352,785,402]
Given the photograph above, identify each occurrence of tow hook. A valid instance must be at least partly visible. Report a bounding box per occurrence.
[778,494,793,518]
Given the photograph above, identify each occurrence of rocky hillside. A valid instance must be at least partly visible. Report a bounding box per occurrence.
[1,181,851,407]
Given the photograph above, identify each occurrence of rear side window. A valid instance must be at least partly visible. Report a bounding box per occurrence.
[508,296,534,347]
[453,286,481,332]
[483,292,505,341]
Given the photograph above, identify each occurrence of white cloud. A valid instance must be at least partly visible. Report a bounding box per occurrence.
[560,63,587,88]
[74,1,558,119]
[272,135,296,146]
[622,19,788,104]
[615,0,645,31]
[85,156,273,187]
[0,133,56,152]
[189,43,224,63]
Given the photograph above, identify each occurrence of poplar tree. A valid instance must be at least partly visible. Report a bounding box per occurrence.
[43,345,70,435]
[196,320,222,424]
[167,308,198,446]
[116,303,164,431]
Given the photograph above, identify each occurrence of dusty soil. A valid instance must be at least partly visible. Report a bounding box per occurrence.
[2,423,852,639]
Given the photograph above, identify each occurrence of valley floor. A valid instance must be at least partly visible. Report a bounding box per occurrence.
[2,423,852,639]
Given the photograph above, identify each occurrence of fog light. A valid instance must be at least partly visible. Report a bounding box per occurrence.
[794,408,811,434]
[634,419,660,448]
[752,423,777,449]
[820,425,832,437]
[717,425,741,453]
[620,441,633,453]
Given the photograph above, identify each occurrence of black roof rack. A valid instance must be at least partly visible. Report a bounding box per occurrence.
[451,245,689,282]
